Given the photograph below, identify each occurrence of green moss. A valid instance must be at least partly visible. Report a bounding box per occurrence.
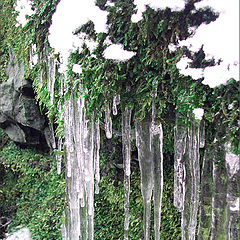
[0,131,65,239]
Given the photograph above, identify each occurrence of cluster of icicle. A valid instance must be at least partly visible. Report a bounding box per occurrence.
[43,58,100,239]
[62,91,100,240]
[174,112,240,240]
[105,89,164,240]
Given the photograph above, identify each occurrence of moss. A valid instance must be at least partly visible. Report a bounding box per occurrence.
[0,131,65,239]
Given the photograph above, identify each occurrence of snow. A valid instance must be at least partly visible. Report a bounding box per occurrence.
[72,64,82,74]
[48,0,107,72]
[104,44,136,61]
[177,57,204,80]
[177,0,239,87]
[230,198,240,212]
[193,108,204,120]
[15,0,35,26]
[131,0,185,22]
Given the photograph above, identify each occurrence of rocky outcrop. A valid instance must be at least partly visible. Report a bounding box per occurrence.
[0,50,49,146]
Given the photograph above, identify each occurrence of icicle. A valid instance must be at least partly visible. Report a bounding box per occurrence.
[112,94,120,115]
[211,137,228,239]
[82,116,95,240]
[181,120,200,240]
[64,92,97,240]
[174,114,187,211]
[225,143,240,240]
[199,120,205,148]
[150,78,164,239]
[38,69,43,89]
[48,56,56,106]
[94,118,100,194]
[56,137,63,174]
[152,123,164,240]
[122,107,132,240]
[59,73,64,97]
[135,120,154,240]
[197,144,214,239]
[105,102,112,139]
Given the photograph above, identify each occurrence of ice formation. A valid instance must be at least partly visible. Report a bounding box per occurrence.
[135,120,154,239]
[112,94,120,115]
[63,87,100,240]
[135,117,164,240]
[122,107,132,239]
[198,143,214,239]
[105,103,113,139]
[173,115,187,211]
[211,137,228,239]
[48,55,56,106]
[174,113,201,239]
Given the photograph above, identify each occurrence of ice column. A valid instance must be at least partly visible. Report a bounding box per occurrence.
[174,115,187,211]
[63,90,99,240]
[199,120,205,148]
[174,114,201,240]
[94,119,101,194]
[48,55,56,106]
[38,69,43,89]
[151,81,164,239]
[105,102,112,139]
[135,120,154,240]
[198,144,214,239]
[122,107,132,240]
[56,137,63,174]
[225,144,240,240]
[182,120,200,240]
[210,137,228,239]
[151,123,163,240]
[112,94,120,115]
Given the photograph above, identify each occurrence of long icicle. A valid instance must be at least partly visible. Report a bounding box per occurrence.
[174,114,201,240]
[105,102,112,139]
[197,142,214,239]
[151,77,164,239]
[122,106,132,240]
[174,113,187,212]
[135,119,154,240]
[211,134,228,239]
[94,118,101,194]
[152,123,164,239]
[225,143,240,239]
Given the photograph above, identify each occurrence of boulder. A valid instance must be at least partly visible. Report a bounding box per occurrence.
[0,50,47,145]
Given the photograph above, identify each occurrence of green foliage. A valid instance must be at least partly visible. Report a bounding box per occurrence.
[0,132,65,239]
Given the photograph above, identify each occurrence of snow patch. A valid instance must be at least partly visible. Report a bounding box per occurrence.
[177,0,239,87]
[104,44,136,61]
[193,108,204,120]
[131,0,185,22]
[15,0,35,26]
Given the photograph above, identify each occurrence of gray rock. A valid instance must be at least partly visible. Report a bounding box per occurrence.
[0,50,46,145]
[4,124,26,143]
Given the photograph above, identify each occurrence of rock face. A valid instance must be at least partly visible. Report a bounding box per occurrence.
[0,50,48,146]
